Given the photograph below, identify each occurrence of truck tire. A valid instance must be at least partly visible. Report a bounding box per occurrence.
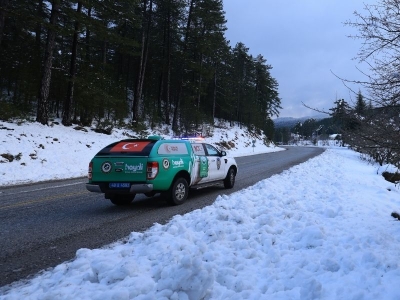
[166,177,188,205]
[223,168,236,189]
[109,194,135,206]
[144,191,157,197]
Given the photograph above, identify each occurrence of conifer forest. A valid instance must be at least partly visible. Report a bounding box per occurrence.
[0,0,281,137]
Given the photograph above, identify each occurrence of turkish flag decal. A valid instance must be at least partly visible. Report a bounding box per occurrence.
[110,141,150,152]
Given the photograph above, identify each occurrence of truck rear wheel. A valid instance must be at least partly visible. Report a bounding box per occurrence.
[166,177,188,205]
[109,194,135,206]
[144,191,157,197]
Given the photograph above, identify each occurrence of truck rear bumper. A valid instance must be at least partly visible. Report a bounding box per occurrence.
[86,183,154,193]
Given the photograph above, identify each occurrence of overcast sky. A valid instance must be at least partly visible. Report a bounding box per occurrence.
[223,0,376,119]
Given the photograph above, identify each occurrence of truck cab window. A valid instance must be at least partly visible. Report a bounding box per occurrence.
[205,144,219,156]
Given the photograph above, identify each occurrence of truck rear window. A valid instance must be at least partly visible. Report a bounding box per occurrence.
[96,139,156,156]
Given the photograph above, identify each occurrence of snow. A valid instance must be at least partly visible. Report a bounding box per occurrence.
[1,120,400,299]
[0,121,281,186]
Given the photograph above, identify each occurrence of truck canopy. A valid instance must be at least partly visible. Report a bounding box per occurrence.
[95,139,157,157]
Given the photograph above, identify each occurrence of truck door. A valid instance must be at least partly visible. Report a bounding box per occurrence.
[191,143,210,183]
[204,143,226,180]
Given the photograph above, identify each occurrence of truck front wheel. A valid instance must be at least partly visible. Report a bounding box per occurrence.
[166,177,188,205]
[224,168,236,189]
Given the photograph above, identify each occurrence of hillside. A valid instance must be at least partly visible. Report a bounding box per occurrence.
[273,115,327,128]
[0,119,282,186]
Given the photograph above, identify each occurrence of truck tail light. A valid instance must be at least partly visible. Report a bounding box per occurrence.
[88,162,93,180]
[147,162,159,179]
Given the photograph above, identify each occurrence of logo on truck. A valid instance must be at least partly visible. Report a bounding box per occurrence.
[158,143,188,155]
[165,144,178,153]
[171,158,184,168]
[217,157,221,170]
[162,158,170,169]
[125,163,144,173]
[101,161,112,173]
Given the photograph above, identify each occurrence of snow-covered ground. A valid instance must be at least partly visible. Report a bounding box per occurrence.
[1,120,400,299]
[0,120,282,186]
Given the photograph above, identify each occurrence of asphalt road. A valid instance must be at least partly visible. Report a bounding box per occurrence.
[0,146,324,287]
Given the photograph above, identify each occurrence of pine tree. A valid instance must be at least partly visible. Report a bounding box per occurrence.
[355,90,366,116]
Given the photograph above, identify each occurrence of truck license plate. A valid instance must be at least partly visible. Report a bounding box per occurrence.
[109,183,130,188]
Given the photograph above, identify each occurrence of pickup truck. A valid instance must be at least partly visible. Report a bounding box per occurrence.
[86,136,238,205]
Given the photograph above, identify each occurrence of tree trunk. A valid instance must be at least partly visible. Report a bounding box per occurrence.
[79,4,92,126]
[164,3,172,125]
[34,0,44,104]
[212,68,216,122]
[196,24,206,116]
[172,0,194,131]
[62,0,82,126]
[35,0,43,47]
[132,0,153,124]
[85,5,91,62]
[36,0,60,125]
[157,15,167,121]
[0,0,9,46]
[197,53,203,111]
[157,73,164,119]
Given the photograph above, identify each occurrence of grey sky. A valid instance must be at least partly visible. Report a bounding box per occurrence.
[223,0,375,118]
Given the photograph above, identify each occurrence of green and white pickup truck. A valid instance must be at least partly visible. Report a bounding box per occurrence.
[86,136,238,205]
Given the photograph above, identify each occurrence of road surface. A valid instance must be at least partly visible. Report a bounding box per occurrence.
[0,146,324,287]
